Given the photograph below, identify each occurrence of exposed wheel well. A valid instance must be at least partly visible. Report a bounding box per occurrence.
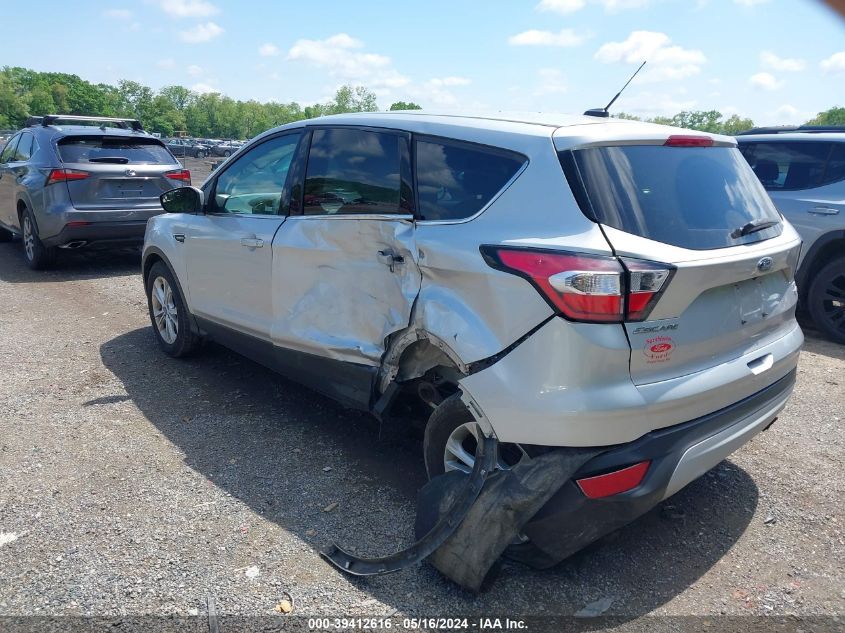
[142,253,164,289]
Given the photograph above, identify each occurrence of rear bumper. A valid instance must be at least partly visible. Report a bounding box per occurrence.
[521,368,796,562]
[41,220,149,247]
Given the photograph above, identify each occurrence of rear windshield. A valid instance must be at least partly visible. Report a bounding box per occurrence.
[58,136,177,165]
[561,145,782,250]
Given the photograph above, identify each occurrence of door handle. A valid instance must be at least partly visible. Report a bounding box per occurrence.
[377,249,404,273]
[808,207,839,216]
[173,233,185,243]
[240,237,264,248]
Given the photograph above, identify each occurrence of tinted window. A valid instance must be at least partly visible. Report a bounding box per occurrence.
[740,141,835,191]
[564,145,782,250]
[0,134,20,163]
[58,136,177,165]
[415,139,525,221]
[304,128,403,216]
[13,133,34,161]
[211,132,301,215]
[825,143,845,185]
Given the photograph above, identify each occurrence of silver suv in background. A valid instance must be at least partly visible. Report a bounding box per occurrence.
[0,115,191,269]
[143,112,802,573]
[737,126,845,344]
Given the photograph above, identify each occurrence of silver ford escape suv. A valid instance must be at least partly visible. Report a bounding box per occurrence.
[0,114,190,269]
[142,112,803,570]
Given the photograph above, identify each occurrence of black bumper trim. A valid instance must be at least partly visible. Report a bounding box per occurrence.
[42,221,149,247]
[520,368,797,563]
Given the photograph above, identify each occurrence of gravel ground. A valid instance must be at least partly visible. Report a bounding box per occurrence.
[0,232,843,624]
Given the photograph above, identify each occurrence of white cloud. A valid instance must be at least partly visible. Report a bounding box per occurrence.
[760,51,805,72]
[258,43,279,57]
[750,72,783,91]
[287,33,409,89]
[597,0,652,10]
[105,9,133,19]
[534,68,568,95]
[428,77,471,87]
[187,64,204,77]
[536,0,585,14]
[157,58,176,69]
[508,28,590,47]
[157,0,219,18]
[760,104,813,126]
[614,91,697,118]
[191,82,217,94]
[594,31,706,81]
[734,0,770,6]
[179,21,224,43]
[820,51,845,74]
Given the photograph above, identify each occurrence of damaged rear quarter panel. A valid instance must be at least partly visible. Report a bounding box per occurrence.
[270,215,421,366]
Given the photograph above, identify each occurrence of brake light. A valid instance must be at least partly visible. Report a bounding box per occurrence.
[481,247,674,323]
[576,460,651,499]
[664,135,713,147]
[165,169,191,182]
[45,169,89,185]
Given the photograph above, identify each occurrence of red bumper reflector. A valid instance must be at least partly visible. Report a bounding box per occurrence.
[576,460,651,499]
[65,221,91,227]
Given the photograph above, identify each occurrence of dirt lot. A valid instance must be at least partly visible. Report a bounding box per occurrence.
[0,215,843,625]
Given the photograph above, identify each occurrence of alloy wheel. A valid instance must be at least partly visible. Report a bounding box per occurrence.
[151,276,179,344]
[22,216,35,261]
[444,422,527,474]
[819,270,845,337]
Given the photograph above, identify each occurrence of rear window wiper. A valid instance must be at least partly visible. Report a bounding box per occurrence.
[731,219,780,239]
[88,156,130,164]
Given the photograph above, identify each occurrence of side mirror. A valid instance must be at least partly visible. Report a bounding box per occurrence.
[160,186,204,214]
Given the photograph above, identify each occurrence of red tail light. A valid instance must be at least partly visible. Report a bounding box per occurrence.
[576,460,651,499]
[45,169,89,185]
[165,169,192,182]
[481,246,674,323]
[664,135,713,147]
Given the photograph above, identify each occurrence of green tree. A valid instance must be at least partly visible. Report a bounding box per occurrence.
[720,114,755,135]
[806,106,845,126]
[327,85,379,114]
[389,101,422,111]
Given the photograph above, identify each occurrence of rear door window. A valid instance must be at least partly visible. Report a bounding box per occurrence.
[58,136,177,165]
[303,128,410,216]
[415,138,525,221]
[740,141,838,190]
[562,145,782,250]
[13,133,34,161]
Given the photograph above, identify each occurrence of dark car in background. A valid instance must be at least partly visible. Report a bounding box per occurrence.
[0,114,191,269]
[165,137,210,159]
[738,125,845,344]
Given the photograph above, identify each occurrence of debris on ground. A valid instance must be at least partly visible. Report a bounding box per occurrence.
[323,502,338,512]
[244,565,260,579]
[764,515,777,526]
[0,532,21,547]
[574,597,614,618]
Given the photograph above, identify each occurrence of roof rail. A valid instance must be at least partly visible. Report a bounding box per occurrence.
[38,115,145,132]
[736,124,845,136]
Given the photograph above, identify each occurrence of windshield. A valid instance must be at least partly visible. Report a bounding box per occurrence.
[561,145,782,250]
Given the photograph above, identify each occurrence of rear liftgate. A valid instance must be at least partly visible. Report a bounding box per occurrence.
[322,432,600,592]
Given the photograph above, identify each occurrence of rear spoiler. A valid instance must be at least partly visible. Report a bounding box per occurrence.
[26,115,144,132]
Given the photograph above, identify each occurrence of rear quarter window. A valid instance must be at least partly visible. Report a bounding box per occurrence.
[415,139,525,221]
[58,136,177,165]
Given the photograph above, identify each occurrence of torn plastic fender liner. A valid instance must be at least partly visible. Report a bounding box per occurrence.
[416,446,602,592]
[321,434,498,576]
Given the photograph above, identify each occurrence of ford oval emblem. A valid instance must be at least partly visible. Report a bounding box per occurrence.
[125,169,136,177]
[757,256,774,272]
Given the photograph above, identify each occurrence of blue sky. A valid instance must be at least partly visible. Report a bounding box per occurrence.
[4,0,844,124]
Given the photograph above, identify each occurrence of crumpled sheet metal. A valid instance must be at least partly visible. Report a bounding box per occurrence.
[415,446,601,592]
[270,217,420,366]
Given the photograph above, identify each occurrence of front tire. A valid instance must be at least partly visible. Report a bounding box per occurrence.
[21,208,57,270]
[196,150,206,159]
[808,257,845,344]
[146,261,200,357]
